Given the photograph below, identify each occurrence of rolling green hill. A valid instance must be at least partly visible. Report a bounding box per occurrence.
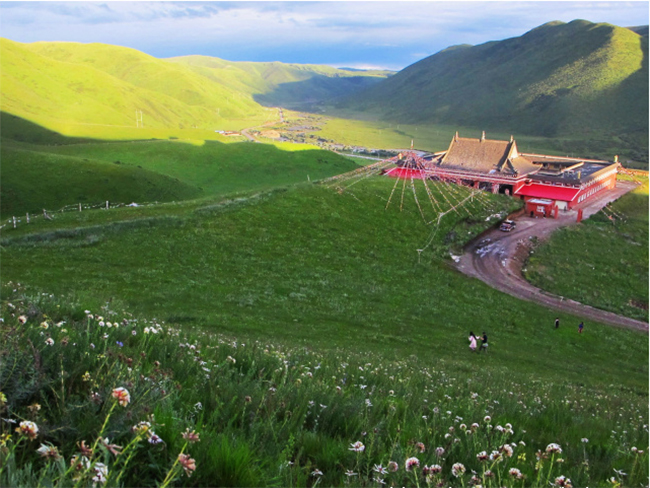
[338,20,648,155]
[168,55,392,109]
[0,38,390,138]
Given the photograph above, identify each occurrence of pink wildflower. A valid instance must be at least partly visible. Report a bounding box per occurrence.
[16,420,39,440]
[405,456,420,472]
[111,387,130,407]
[178,453,196,477]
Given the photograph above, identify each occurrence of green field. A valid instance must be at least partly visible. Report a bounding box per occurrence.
[525,177,649,320]
[1,175,647,487]
[1,26,648,487]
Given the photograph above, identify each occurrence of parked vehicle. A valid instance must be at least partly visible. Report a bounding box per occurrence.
[500,220,516,232]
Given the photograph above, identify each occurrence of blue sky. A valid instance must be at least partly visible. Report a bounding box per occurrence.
[1,1,648,70]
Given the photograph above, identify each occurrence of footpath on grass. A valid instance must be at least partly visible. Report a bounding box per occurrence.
[455,180,649,332]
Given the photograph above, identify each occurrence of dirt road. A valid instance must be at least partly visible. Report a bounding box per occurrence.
[454,180,648,332]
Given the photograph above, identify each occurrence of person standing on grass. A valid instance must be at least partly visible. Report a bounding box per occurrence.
[480,332,488,353]
[469,332,478,352]
[554,317,560,329]
[579,322,584,334]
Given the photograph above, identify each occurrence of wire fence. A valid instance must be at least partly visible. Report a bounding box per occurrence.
[1,200,163,231]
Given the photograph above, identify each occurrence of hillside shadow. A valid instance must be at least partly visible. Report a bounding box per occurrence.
[252,74,386,111]
[1,112,102,145]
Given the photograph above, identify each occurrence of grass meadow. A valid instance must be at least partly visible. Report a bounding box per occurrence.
[1,280,647,487]
[0,135,359,218]
[524,176,649,321]
[1,118,648,487]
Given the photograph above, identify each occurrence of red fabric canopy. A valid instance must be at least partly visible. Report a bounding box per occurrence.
[514,183,580,202]
[384,167,427,179]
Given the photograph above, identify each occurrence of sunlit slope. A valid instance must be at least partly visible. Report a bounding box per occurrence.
[0,38,267,135]
[166,56,392,108]
[343,20,648,138]
[1,141,202,216]
[33,139,359,196]
[23,40,265,121]
[1,38,391,137]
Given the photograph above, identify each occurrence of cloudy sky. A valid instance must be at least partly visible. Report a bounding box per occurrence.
[1,1,648,70]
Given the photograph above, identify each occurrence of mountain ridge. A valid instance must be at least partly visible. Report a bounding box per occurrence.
[336,20,648,144]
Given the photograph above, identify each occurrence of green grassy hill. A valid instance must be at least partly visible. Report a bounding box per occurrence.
[0,141,203,217]
[0,38,391,138]
[338,20,648,159]
[0,133,358,217]
[168,55,392,109]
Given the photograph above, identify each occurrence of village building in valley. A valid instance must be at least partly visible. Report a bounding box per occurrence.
[384,131,619,218]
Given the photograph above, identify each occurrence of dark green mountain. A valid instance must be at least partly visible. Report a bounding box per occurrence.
[339,20,648,143]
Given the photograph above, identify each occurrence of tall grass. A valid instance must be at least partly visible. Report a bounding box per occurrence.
[1,286,647,487]
[525,177,649,320]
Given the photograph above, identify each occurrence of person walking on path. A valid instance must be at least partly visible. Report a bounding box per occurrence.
[469,332,478,352]
[480,332,488,353]
[578,322,584,334]
[554,317,560,329]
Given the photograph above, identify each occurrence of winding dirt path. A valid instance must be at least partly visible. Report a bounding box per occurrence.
[454,180,649,332]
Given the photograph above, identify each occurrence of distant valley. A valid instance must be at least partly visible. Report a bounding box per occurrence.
[0,19,647,164]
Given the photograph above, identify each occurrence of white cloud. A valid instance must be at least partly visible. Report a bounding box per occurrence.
[1,1,647,69]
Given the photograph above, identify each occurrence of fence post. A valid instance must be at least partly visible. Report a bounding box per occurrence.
[106,201,109,210]
[26,213,30,224]
[12,216,16,229]
[79,203,82,212]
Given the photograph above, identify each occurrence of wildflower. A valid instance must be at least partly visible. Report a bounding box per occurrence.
[194,402,203,410]
[435,446,445,456]
[45,338,54,346]
[37,443,61,460]
[40,321,49,330]
[489,450,503,463]
[484,415,491,422]
[91,392,102,404]
[345,470,358,477]
[78,440,93,457]
[311,469,323,477]
[148,433,163,444]
[428,464,442,474]
[70,454,90,472]
[484,469,495,478]
[546,443,563,454]
[178,453,197,477]
[349,441,365,452]
[93,463,108,485]
[451,462,466,477]
[613,468,627,477]
[500,443,514,457]
[554,475,573,487]
[111,387,130,406]
[471,422,479,431]
[405,456,420,472]
[132,330,137,336]
[82,372,91,382]
[476,451,488,462]
[116,341,123,348]
[27,403,41,413]
[509,468,523,479]
[182,428,200,443]
[16,420,39,439]
[226,355,236,364]
[630,446,637,453]
[18,315,27,324]
[373,464,388,475]
[387,461,399,472]
[416,441,426,453]
[100,437,123,456]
